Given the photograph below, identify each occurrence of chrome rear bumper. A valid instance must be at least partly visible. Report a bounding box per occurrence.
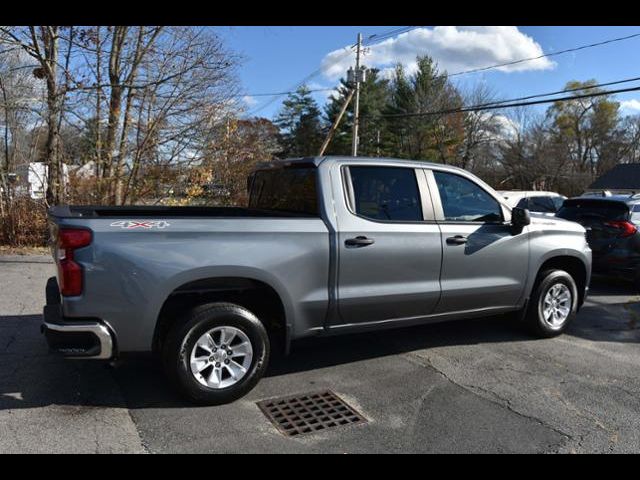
[42,317,114,359]
[42,277,115,360]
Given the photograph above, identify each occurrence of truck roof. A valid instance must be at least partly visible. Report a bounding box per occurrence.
[261,156,465,173]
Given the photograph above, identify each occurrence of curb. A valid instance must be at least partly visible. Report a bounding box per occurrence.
[0,255,53,264]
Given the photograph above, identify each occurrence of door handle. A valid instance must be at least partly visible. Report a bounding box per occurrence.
[345,236,375,247]
[446,235,468,245]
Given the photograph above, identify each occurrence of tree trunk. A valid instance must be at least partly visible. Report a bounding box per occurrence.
[0,76,11,214]
[41,27,62,206]
[102,26,128,204]
[45,86,61,205]
[114,27,145,205]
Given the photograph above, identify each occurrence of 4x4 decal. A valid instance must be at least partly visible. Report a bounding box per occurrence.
[110,220,170,229]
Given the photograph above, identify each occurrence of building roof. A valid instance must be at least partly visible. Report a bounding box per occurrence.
[589,164,640,190]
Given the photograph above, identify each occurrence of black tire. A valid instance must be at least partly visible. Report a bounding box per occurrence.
[162,302,270,405]
[525,269,578,338]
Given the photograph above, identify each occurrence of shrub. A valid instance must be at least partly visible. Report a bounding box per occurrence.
[0,198,49,247]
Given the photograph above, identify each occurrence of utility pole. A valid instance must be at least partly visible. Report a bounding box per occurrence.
[351,32,362,157]
[319,88,355,156]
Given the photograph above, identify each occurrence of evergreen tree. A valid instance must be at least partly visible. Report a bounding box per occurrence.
[383,56,464,162]
[275,86,324,157]
[323,68,390,156]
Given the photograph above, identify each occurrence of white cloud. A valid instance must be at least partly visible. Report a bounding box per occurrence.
[242,95,258,107]
[621,99,640,113]
[493,114,520,139]
[321,26,555,81]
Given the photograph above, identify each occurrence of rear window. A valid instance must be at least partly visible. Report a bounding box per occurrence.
[556,199,629,222]
[248,167,318,216]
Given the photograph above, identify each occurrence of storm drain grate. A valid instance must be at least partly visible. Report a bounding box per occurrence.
[257,390,367,437]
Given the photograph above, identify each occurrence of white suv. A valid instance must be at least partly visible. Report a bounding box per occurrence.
[498,190,567,216]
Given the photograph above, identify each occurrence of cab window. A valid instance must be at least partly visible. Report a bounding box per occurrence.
[433,171,503,223]
[348,166,423,221]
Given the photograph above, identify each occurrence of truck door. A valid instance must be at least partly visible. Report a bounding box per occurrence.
[334,165,442,326]
[427,169,528,314]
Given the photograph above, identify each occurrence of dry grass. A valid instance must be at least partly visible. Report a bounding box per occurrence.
[0,245,49,256]
[0,198,49,248]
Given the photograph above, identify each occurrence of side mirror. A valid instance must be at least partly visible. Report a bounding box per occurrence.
[511,207,531,228]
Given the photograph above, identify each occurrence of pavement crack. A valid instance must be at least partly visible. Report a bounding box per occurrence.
[4,334,17,353]
[405,352,574,445]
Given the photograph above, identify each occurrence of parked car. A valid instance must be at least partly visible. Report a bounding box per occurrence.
[43,157,591,404]
[498,190,567,216]
[556,194,640,290]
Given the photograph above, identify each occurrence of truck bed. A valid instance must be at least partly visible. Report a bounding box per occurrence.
[49,205,317,219]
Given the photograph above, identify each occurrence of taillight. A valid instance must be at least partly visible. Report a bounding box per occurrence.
[57,228,92,296]
[604,221,638,238]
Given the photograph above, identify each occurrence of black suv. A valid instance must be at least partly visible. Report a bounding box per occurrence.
[557,195,640,289]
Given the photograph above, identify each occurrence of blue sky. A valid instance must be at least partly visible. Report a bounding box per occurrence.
[217,26,640,120]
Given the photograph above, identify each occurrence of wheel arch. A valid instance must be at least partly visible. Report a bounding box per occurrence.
[532,254,590,308]
[152,270,291,355]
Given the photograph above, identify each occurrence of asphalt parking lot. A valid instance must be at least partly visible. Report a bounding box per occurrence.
[1,255,639,453]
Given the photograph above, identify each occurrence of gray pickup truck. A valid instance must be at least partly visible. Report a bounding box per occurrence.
[43,156,592,404]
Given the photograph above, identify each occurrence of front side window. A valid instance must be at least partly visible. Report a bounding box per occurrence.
[348,166,423,221]
[433,171,503,223]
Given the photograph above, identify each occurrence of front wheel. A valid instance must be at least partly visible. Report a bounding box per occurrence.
[162,302,270,405]
[525,270,578,338]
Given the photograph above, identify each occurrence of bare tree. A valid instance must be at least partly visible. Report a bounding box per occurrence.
[63,26,239,205]
[0,26,72,204]
[457,83,503,172]
[0,48,40,212]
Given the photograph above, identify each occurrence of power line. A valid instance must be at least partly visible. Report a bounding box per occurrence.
[237,87,335,99]
[248,29,640,115]
[365,29,640,80]
[370,84,640,120]
[242,75,640,120]
[445,32,640,79]
[240,74,640,104]
[245,26,640,109]
[468,76,640,109]
[364,26,423,46]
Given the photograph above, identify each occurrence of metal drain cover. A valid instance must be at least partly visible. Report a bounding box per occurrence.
[257,390,367,437]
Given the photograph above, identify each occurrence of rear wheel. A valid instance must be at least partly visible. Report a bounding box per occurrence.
[525,269,578,338]
[162,302,270,405]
